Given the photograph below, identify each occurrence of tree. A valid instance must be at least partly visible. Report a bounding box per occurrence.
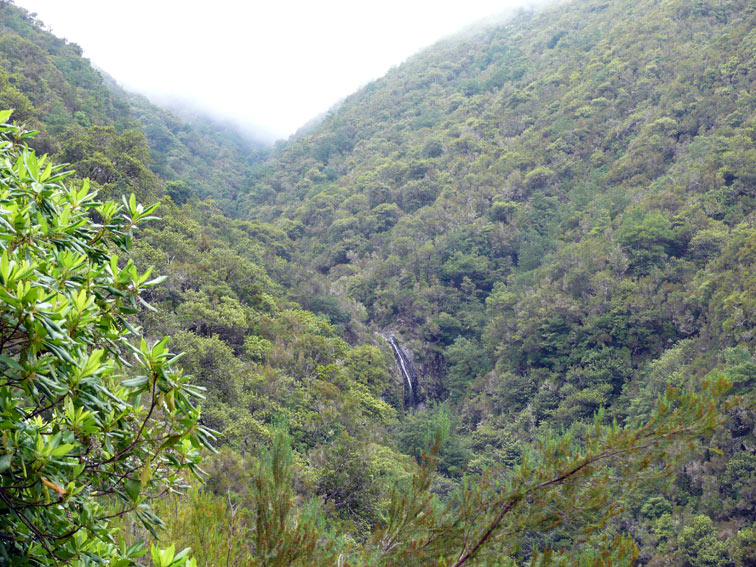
[617,212,676,275]
[0,113,211,565]
[252,427,336,567]
[678,515,732,567]
[164,180,191,206]
[356,379,728,566]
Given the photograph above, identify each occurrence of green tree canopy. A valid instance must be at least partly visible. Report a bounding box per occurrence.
[0,113,210,565]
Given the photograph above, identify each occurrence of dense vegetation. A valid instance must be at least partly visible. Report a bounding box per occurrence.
[0,116,209,565]
[237,2,756,563]
[1,0,756,565]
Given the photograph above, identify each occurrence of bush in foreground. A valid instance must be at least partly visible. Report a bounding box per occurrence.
[0,112,210,565]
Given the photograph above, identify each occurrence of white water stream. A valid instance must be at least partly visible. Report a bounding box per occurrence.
[387,335,417,405]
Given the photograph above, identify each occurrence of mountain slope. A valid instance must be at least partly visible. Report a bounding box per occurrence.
[244,0,756,406]
[2,0,756,564]
[0,0,411,540]
[105,75,269,213]
[237,0,756,562]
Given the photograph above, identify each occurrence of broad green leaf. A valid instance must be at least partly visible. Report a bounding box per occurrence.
[125,479,141,502]
[50,444,75,457]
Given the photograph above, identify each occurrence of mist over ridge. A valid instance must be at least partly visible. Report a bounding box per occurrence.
[14,0,543,144]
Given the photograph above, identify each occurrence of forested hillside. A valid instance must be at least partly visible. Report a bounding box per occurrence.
[0,1,410,560]
[241,0,756,563]
[1,0,756,565]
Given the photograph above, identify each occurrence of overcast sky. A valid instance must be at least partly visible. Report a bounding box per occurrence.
[15,0,535,142]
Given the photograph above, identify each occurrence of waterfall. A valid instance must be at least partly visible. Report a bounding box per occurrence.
[386,334,419,406]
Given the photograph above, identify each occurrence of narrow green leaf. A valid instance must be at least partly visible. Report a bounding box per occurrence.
[0,453,12,473]
[122,376,149,389]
